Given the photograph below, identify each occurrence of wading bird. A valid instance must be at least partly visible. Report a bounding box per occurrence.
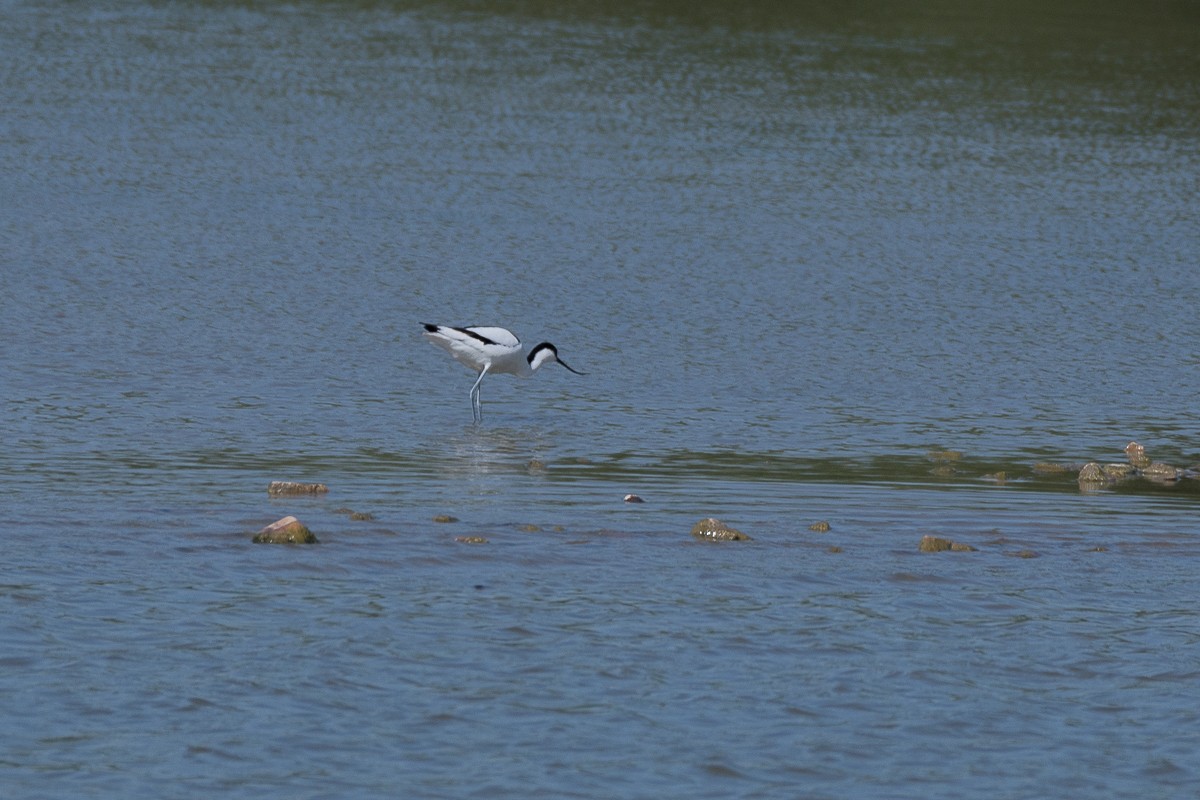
[421,323,585,423]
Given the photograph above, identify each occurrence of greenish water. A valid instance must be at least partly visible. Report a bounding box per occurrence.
[2,1,1199,797]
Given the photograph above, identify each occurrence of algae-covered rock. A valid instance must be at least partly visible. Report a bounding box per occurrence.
[268,481,328,496]
[1041,457,1154,480]
[1080,462,1141,486]
[1124,441,1151,468]
[1032,462,1073,474]
[918,535,954,552]
[253,515,318,544]
[1142,462,1181,481]
[690,517,751,541]
[1100,463,1136,480]
[918,535,976,552]
[1043,446,1185,489]
[333,507,374,520]
[808,520,831,532]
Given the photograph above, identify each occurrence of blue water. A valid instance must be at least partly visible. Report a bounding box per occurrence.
[8,486,1200,798]
[3,0,1199,797]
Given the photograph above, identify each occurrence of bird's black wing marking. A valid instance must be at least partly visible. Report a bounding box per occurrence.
[456,327,500,346]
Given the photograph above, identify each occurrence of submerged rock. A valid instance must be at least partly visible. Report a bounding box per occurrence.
[918,535,975,553]
[1142,462,1181,481]
[1100,463,1136,480]
[455,536,488,545]
[253,515,318,544]
[432,515,459,523]
[918,535,953,552]
[268,481,328,496]
[690,517,751,541]
[808,520,831,532]
[1082,463,1133,487]
[333,507,374,521]
[1079,459,1165,487]
[1042,445,1186,490]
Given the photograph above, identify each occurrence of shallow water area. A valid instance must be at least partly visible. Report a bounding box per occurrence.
[3,0,1199,797]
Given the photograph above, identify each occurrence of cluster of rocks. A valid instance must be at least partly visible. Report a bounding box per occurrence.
[258,481,337,544]
[918,535,977,553]
[258,481,396,543]
[691,518,987,555]
[267,481,328,497]
[688,517,834,542]
[1074,441,1193,488]
[253,443,1194,548]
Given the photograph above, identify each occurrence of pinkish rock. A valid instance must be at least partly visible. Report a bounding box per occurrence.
[253,515,318,544]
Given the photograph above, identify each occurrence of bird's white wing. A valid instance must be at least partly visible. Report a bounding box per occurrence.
[463,326,521,348]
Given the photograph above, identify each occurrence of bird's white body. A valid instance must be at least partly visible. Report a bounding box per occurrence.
[421,323,584,423]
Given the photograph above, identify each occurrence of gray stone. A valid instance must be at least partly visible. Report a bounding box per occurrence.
[267,481,328,496]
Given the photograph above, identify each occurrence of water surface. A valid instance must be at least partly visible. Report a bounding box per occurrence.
[2,0,1199,797]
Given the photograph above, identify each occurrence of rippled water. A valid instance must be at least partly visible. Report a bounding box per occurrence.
[3,0,1199,797]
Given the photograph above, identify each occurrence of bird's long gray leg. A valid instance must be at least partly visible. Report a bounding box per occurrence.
[469,365,489,424]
